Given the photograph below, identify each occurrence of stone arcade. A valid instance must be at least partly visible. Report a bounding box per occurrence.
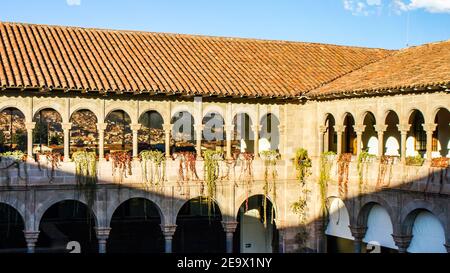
[0,22,449,253]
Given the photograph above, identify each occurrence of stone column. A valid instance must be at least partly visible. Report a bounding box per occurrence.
[354,124,365,156]
[349,225,367,253]
[392,234,413,253]
[318,125,327,155]
[334,125,345,155]
[252,125,260,159]
[97,123,107,161]
[163,123,172,159]
[95,227,111,254]
[130,123,141,160]
[62,122,72,162]
[397,124,410,163]
[374,124,387,157]
[225,125,233,160]
[160,224,177,253]
[222,221,238,253]
[23,230,40,253]
[25,122,36,160]
[423,123,437,161]
[314,219,327,253]
[195,124,204,160]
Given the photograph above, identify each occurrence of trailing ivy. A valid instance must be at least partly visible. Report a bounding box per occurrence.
[293,148,312,185]
[337,153,352,198]
[140,150,166,189]
[174,151,199,195]
[110,151,133,184]
[72,151,98,210]
[357,150,376,194]
[203,150,223,217]
[319,151,335,221]
[376,155,396,188]
[43,152,61,183]
[260,150,279,227]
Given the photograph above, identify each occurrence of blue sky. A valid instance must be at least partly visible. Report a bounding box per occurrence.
[0,0,449,49]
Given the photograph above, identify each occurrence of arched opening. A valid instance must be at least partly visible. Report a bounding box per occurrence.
[362,204,397,253]
[362,112,377,155]
[138,111,164,153]
[384,111,400,156]
[0,203,26,253]
[108,198,164,253]
[171,111,195,154]
[324,114,337,153]
[407,110,426,157]
[202,112,225,152]
[343,113,356,154]
[233,113,254,154]
[173,197,225,253]
[105,110,132,154]
[234,195,279,253]
[69,109,98,157]
[36,200,97,253]
[406,210,446,253]
[326,198,353,253]
[33,108,63,156]
[260,114,280,152]
[433,108,450,158]
[0,108,26,153]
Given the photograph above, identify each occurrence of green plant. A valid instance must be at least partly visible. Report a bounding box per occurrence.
[140,150,166,188]
[72,151,98,209]
[260,150,279,227]
[318,151,335,221]
[405,154,425,166]
[293,148,312,185]
[357,150,376,194]
[203,150,223,217]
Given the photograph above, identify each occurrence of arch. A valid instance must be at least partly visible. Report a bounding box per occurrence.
[202,105,226,121]
[173,197,225,253]
[0,203,26,252]
[362,111,377,155]
[361,204,397,250]
[0,107,27,153]
[384,110,401,156]
[0,103,28,119]
[356,197,396,230]
[359,110,377,126]
[407,109,426,157]
[170,104,198,125]
[32,108,64,155]
[232,112,254,153]
[138,110,165,153]
[259,113,280,152]
[202,111,225,151]
[433,107,450,157]
[324,113,337,153]
[105,110,132,153]
[325,197,353,240]
[171,111,195,154]
[107,198,164,253]
[342,112,356,154]
[399,200,446,237]
[69,103,100,122]
[69,109,98,156]
[234,191,278,219]
[32,105,64,121]
[234,194,279,253]
[406,210,447,253]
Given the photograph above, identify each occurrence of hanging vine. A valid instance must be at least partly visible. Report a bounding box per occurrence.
[109,151,133,184]
[426,157,449,194]
[203,150,223,217]
[357,150,376,194]
[174,151,199,195]
[237,152,254,209]
[260,150,279,227]
[42,152,61,183]
[72,151,98,209]
[376,155,396,189]
[319,151,335,221]
[140,150,166,190]
[337,153,352,198]
[0,151,27,186]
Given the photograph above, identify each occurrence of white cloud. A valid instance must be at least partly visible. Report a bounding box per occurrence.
[66,0,81,6]
[343,0,450,15]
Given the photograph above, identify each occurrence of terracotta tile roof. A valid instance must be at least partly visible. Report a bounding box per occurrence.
[309,40,450,98]
[0,22,391,98]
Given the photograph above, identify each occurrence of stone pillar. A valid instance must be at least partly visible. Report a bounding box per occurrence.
[334,125,345,155]
[225,125,233,160]
[423,123,437,160]
[277,124,286,159]
[161,224,177,253]
[130,123,141,160]
[163,123,172,159]
[392,234,413,253]
[222,221,238,253]
[252,125,260,159]
[25,122,36,160]
[349,225,367,253]
[195,124,204,160]
[353,124,365,156]
[62,122,72,162]
[397,124,410,163]
[374,124,387,157]
[314,219,327,253]
[95,227,111,254]
[23,230,40,253]
[97,123,107,161]
[318,125,327,155]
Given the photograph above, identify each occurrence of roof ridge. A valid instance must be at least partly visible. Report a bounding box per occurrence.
[0,20,393,51]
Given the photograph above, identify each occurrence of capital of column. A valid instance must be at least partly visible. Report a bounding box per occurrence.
[23,230,40,243]
[334,125,346,133]
[349,225,367,241]
[130,123,142,132]
[422,123,437,133]
[397,123,411,134]
[392,234,413,251]
[61,122,72,131]
[25,122,36,131]
[319,125,327,134]
[94,227,111,241]
[353,124,366,134]
[160,224,177,238]
[97,122,107,131]
[221,221,238,234]
[374,124,387,133]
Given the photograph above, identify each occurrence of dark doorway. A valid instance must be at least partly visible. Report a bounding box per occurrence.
[0,203,26,253]
[108,198,164,253]
[173,197,225,253]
